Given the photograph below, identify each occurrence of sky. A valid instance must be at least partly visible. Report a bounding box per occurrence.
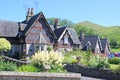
[0,0,120,26]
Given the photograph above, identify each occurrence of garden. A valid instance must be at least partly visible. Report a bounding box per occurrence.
[0,38,120,75]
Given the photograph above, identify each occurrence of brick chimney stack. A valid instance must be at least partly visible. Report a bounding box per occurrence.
[79,32,84,41]
[54,19,60,29]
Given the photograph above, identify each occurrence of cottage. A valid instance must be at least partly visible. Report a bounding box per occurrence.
[100,39,110,54]
[79,32,111,55]
[48,18,81,51]
[79,32,103,54]
[0,8,56,58]
[0,8,82,59]
[54,26,82,51]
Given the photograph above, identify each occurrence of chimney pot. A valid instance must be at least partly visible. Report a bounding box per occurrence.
[31,8,34,16]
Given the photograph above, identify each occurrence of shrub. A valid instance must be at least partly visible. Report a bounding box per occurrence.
[17,65,38,72]
[63,50,87,64]
[108,57,120,64]
[96,60,110,69]
[0,38,11,52]
[116,64,120,73]
[0,56,4,71]
[0,56,17,71]
[2,62,17,71]
[47,46,53,52]
[31,50,65,72]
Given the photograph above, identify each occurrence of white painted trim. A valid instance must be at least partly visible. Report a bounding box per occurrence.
[58,28,67,41]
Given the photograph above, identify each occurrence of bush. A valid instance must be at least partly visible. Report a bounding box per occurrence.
[0,56,17,71]
[17,65,38,72]
[2,62,17,71]
[63,50,87,64]
[0,56,4,71]
[96,60,110,69]
[31,50,65,72]
[0,38,11,52]
[116,64,120,73]
[47,46,53,52]
[108,57,120,64]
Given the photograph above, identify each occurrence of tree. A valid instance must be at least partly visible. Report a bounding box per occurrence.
[0,38,11,53]
[47,18,74,27]
[74,24,96,36]
[110,39,117,48]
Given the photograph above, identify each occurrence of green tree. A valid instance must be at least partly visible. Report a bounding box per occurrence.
[0,38,11,53]
[47,18,74,27]
[74,24,96,36]
[110,39,117,48]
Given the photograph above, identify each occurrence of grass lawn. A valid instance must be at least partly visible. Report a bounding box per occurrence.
[111,48,120,53]
[110,64,119,70]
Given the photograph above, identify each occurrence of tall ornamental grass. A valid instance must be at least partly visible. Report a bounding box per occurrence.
[31,50,65,72]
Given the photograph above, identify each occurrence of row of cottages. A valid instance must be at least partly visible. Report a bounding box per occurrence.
[79,32,111,55]
[0,8,81,58]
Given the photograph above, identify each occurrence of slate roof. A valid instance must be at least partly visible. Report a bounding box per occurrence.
[54,27,81,45]
[19,23,27,31]
[54,27,67,40]
[67,28,81,44]
[22,12,56,38]
[0,20,18,37]
[81,36,99,50]
[100,38,109,51]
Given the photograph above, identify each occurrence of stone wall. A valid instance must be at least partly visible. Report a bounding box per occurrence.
[65,63,120,80]
[0,71,81,80]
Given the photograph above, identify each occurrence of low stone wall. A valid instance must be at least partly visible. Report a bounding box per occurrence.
[2,55,30,66]
[65,63,120,80]
[0,71,81,80]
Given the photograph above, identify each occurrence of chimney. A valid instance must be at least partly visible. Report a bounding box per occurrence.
[54,19,60,29]
[79,32,84,41]
[26,8,34,21]
[31,8,34,16]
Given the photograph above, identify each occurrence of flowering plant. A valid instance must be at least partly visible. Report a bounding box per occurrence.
[31,50,64,71]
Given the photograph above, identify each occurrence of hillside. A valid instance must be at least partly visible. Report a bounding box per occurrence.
[74,21,120,48]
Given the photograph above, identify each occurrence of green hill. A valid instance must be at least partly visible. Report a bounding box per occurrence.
[74,21,120,48]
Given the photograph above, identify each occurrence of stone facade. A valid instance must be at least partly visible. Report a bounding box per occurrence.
[65,63,120,80]
[0,72,81,80]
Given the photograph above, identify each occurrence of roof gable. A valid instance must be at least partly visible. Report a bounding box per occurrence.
[54,27,81,45]
[54,27,67,41]
[82,36,99,49]
[22,12,56,38]
[101,38,110,51]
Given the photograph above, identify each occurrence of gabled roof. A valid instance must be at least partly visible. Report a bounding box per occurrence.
[67,28,81,44]
[54,27,81,45]
[0,20,24,37]
[100,38,110,51]
[81,36,99,49]
[22,12,56,38]
[54,27,67,41]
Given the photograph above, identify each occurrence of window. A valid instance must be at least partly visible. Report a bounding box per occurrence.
[64,36,68,44]
[41,44,44,51]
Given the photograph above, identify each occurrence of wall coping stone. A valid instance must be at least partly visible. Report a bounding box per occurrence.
[0,71,81,78]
